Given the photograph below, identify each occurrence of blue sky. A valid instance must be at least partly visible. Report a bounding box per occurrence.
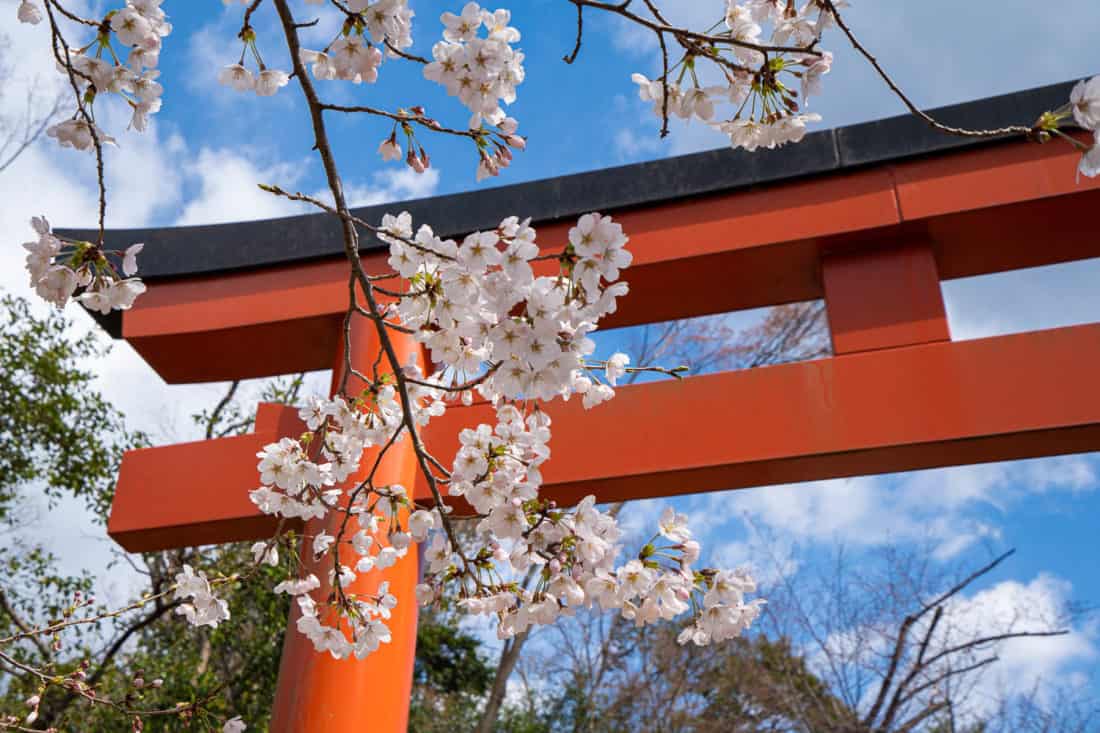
[3,0,1100,716]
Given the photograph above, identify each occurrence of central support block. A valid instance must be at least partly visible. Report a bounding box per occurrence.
[823,242,950,355]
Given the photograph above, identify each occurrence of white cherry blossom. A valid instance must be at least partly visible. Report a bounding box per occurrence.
[173,565,230,629]
[255,68,290,96]
[1071,75,1100,130]
[219,63,255,92]
[222,716,247,733]
[17,0,42,24]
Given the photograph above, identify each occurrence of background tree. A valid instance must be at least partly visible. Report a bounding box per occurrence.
[506,540,1096,733]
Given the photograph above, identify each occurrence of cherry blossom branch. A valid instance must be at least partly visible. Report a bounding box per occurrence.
[822,0,1034,139]
[0,575,237,647]
[383,39,429,64]
[43,0,96,26]
[271,0,466,564]
[0,647,224,720]
[319,102,494,142]
[565,0,822,56]
[0,588,52,660]
[43,0,108,244]
[258,184,459,265]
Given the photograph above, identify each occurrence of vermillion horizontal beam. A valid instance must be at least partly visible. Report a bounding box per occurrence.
[117,140,1100,383]
[108,323,1100,552]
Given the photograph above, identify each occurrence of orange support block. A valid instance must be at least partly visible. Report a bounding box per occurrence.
[822,242,950,355]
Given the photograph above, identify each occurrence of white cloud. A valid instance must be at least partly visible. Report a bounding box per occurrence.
[943,258,1100,341]
[685,454,1096,559]
[175,147,306,225]
[343,166,442,207]
[612,127,661,160]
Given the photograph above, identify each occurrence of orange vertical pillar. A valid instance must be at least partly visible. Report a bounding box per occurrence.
[270,315,421,732]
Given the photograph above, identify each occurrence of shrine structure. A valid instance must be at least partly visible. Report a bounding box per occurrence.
[65,80,1100,732]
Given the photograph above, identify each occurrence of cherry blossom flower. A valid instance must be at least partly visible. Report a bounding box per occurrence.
[605,352,630,386]
[222,717,247,733]
[47,119,118,151]
[17,0,41,24]
[255,69,290,96]
[801,51,833,103]
[1077,133,1100,179]
[111,8,153,47]
[442,2,483,43]
[173,565,230,629]
[250,541,279,566]
[219,63,255,92]
[378,134,403,162]
[1071,75,1100,130]
[122,242,144,276]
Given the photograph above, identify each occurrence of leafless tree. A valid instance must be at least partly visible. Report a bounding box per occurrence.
[508,539,1093,733]
[0,34,64,175]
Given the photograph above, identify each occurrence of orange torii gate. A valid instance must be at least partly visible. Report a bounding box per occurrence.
[67,81,1100,732]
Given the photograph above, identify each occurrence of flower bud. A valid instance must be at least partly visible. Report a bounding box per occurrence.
[406,149,425,173]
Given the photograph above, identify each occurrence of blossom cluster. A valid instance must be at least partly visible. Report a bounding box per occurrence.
[427,409,765,644]
[249,376,445,523]
[1067,76,1100,178]
[384,211,630,402]
[424,3,526,130]
[18,0,170,142]
[632,0,841,151]
[295,0,415,88]
[245,212,761,658]
[173,565,230,629]
[22,216,145,311]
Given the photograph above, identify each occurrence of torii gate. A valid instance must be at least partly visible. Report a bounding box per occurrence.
[66,80,1100,731]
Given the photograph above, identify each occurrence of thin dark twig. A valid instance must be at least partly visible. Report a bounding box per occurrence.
[822,0,1033,139]
[44,1,108,244]
[206,380,241,440]
[0,587,52,660]
[564,1,585,63]
[384,39,429,64]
